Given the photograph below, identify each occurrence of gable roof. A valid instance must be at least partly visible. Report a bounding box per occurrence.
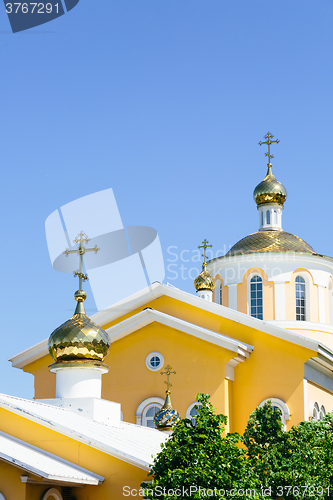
[106,308,253,356]
[9,282,333,370]
[0,393,166,470]
[0,430,104,486]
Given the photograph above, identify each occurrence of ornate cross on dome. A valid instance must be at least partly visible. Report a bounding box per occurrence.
[259,132,279,164]
[161,364,176,392]
[198,239,212,268]
[64,231,99,290]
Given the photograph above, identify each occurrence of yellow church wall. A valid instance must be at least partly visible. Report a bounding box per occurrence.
[229,329,315,434]
[102,322,233,423]
[285,269,318,322]
[236,268,274,320]
[0,407,150,500]
[24,356,56,400]
[0,460,27,499]
[307,381,333,416]
[26,294,318,436]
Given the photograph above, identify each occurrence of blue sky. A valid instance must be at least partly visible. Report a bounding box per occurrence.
[1,0,332,398]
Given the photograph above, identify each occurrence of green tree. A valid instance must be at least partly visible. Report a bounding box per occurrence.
[243,401,333,500]
[142,394,259,500]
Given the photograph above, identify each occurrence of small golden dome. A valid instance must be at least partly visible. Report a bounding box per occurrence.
[154,392,181,430]
[48,290,110,363]
[194,267,216,291]
[253,164,287,206]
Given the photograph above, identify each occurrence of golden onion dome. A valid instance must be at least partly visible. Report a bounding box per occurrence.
[226,231,316,257]
[253,164,287,206]
[194,267,216,292]
[154,392,181,430]
[48,290,110,363]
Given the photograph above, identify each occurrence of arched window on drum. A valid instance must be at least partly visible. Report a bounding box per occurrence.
[249,275,263,320]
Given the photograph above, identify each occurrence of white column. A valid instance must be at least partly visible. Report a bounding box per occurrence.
[274,282,286,320]
[228,284,238,310]
[303,378,308,421]
[318,285,326,324]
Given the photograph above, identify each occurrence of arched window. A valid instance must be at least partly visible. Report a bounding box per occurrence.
[319,405,326,420]
[250,275,263,320]
[274,210,277,225]
[41,489,63,500]
[186,402,203,426]
[266,210,270,225]
[295,276,306,321]
[312,402,319,421]
[215,280,222,305]
[135,397,164,426]
[259,398,291,429]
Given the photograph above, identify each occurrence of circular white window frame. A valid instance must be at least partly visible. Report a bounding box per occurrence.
[41,488,63,500]
[146,352,164,372]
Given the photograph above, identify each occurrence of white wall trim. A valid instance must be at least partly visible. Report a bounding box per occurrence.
[303,378,308,421]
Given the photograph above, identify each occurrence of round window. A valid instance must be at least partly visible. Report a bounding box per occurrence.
[146,352,164,371]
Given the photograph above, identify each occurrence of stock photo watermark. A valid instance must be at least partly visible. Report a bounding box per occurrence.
[165,245,298,283]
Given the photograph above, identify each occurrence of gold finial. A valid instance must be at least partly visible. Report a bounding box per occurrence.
[161,364,176,393]
[259,132,280,165]
[64,231,99,296]
[198,239,212,269]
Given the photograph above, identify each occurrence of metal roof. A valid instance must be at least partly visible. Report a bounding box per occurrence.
[0,430,104,485]
[0,394,167,470]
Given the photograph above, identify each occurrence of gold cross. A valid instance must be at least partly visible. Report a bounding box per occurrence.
[63,231,99,290]
[161,364,176,392]
[259,132,280,164]
[198,239,212,268]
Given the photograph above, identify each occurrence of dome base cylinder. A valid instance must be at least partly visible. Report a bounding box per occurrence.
[49,361,109,399]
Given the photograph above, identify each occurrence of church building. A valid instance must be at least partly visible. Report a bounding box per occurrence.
[1,133,333,499]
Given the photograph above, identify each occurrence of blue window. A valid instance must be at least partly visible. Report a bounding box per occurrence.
[250,275,263,320]
[295,276,306,321]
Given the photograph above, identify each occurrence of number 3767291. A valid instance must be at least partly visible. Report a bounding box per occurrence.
[5,3,59,14]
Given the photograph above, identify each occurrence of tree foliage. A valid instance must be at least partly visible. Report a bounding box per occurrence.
[142,395,333,500]
[142,394,257,500]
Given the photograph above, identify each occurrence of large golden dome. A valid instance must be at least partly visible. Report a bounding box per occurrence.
[194,268,216,291]
[226,231,316,257]
[253,164,287,206]
[48,292,110,363]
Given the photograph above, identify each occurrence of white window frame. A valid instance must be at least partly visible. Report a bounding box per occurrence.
[146,352,164,372]
[319,404,326,421]
[294,272,310,322]
[186,402,202,425]
[312,402,319,421]
[135,397,164,426]
[41,489,63,500]
[259,398,291,429]
[247,273,263,320]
